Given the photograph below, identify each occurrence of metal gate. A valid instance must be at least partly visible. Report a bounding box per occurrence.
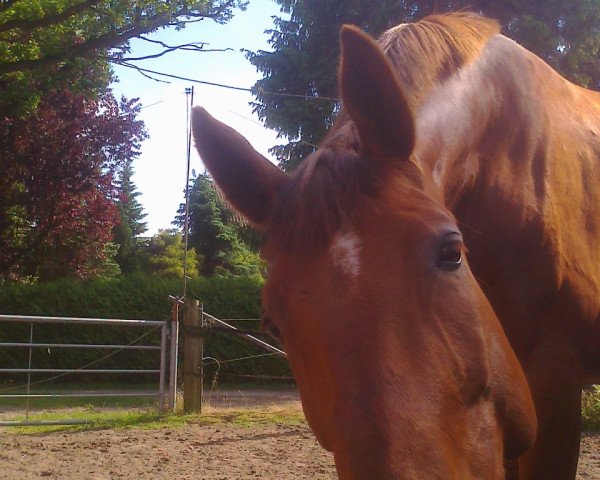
[0,314,169,427]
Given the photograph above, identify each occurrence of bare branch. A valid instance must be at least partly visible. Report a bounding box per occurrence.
[112,61,254,92]
[138,35,209,48]
[114,37,231,62]
[118,44,233,62]
[0,0,102,34]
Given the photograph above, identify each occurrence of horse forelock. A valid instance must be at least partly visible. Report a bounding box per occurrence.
[264,146,380,255]
[264,146,426,259]
[379,12,500,110]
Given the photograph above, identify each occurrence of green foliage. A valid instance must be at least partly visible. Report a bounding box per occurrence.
[582,385,600,432]
[0,0,246,116]
[116,160,148,238]
[465,0,600,89]
[249,0,600,170]
[0,89,146,281]
[138,229,199,279]
[0,1,254,284]
[113,160,148,274]
[0,275,290,382]
[175,173,263,278]
[113,207,135,272]
[87,242,122,279]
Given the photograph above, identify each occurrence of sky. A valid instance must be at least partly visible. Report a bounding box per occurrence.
[111,0,284,235]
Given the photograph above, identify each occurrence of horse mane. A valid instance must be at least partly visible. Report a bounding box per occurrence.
[379,12,500,109]
[265,147,382,253]
[266,13,500,254]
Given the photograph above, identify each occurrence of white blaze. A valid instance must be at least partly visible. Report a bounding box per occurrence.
[330,231,362,278]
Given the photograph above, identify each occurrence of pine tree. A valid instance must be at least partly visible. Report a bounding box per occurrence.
[248,0,600,170]
[118,160,148,237]
[113,159,148,274]
[175,173,262,277]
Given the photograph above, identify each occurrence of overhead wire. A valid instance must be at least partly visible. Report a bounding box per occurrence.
[114,61,340,102]
[226,109,320,150]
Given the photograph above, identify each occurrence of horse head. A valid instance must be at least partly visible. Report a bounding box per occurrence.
[192,22,536,480]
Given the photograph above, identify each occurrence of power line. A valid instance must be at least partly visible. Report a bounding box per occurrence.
[117,95,178,116]
[139,99,166,110]
[227,109,319,149]
[114,61,340,102]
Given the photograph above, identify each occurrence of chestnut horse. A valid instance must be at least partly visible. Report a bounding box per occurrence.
[192,13,599,479]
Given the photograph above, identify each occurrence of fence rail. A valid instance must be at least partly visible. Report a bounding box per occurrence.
[0,342,161,350]
[1,304,291,424]
[0,314,165,326]
[1,392,162,398]
[0,368,162,374]
[0,313,169,427]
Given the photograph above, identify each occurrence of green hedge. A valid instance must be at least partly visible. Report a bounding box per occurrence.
[0,275,291,386]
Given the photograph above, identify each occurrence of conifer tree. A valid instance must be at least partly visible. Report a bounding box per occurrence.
[113,159,148,273]
[175,173,262,277]
[248,0,600,170]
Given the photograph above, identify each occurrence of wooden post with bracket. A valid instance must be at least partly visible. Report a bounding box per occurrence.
[183,298,203,412]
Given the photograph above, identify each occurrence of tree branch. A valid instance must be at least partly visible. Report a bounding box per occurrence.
[120,47,233,61]
[165,17,207,26]
[112,38,232,62]
[0,7,222,75]
[138,35,209,48]
[0,0,102,34]
[0,3,235,75]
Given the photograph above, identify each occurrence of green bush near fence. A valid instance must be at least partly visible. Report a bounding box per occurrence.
[583,386,600,431]
[0,275,291,385]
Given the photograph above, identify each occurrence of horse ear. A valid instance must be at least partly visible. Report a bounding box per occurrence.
[339,25,415,160]
[192,107,288,228]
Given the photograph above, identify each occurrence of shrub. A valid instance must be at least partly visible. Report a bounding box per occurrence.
[582,385,600,432]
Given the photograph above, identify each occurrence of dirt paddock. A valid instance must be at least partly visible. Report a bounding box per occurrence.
[0,390,598,479]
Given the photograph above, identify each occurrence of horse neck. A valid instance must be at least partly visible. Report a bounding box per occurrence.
[412,34,600,343]
[414,34,600,212]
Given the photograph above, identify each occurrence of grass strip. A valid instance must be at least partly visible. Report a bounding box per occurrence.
[2,403,306,435]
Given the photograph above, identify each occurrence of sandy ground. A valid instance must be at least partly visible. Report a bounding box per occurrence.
[0,391,598,479]
[0,420,336,480]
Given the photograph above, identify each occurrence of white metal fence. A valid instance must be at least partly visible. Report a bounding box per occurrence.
[0,314,170,427]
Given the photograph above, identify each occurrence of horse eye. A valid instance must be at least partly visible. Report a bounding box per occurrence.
[438,241,463,271]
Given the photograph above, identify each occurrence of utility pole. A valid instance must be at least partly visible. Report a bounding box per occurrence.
[182,86,194,299]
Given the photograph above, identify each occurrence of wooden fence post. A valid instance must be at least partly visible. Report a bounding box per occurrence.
[183,298,203,412]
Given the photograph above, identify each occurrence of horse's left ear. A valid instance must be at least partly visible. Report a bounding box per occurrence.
[192,107,288,228]
[339,25,415,160]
